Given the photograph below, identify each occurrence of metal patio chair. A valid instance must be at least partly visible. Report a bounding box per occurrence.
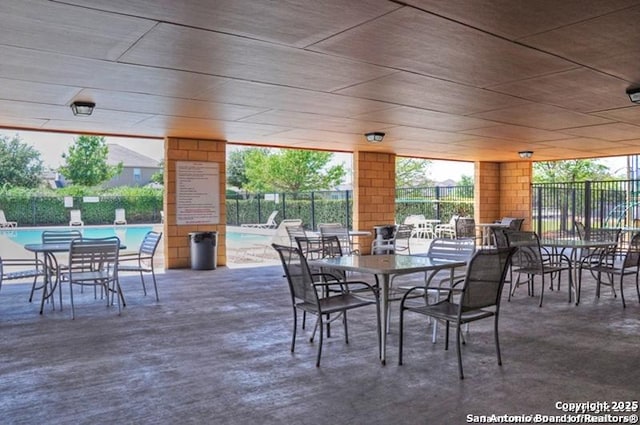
[505,230,572,307]
[272,243,380,367]
[398,248,515,379]
[63,237,122,319]
[118,231,163,301]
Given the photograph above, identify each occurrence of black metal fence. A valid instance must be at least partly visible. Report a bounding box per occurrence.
[227,185,475,229]
[532,180,640,238]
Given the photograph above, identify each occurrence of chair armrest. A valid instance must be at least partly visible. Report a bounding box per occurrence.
[314,279,379,296]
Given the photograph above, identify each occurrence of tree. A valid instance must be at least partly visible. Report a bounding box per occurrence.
[59,135,123,186]
[533,159,616,183]
[241,148,346,193]
[227,148,269,190]
[0,134,44,188]
[150,160,164,185]
[396,157,432,188]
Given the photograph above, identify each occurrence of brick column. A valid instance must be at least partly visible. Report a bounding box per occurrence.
[163,137,227,269]
[353,152,396,254]
[474,161,532,231]
[499,161,532,230]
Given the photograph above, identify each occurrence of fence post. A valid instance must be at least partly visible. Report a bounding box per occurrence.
[346,190,351,229]
[435,186,441,220]
[535,186,542,236]
[235,196,240,226]
[584,181,592,237]
[310,191,316,230]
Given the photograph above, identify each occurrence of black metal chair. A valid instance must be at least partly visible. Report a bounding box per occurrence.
[398,248,515,379]
[118,231,163,301]
[504,230,572,306]
[272,243,380,367]
[578,231,639,307]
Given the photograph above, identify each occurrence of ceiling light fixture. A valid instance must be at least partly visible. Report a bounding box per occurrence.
[519,150,533,159]
[626,87,640,104]
[365,131,385,143]
[70,101,95,116]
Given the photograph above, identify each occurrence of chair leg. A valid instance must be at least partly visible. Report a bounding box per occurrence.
[538,275,544,307]
[316,315,324,367]
[494,314,502,366]
[456,323,464,380]
[343,311,349,344]
[69,283,76,320]
[291,308,297,353]
[398,306,405,365]
[151,269,159,301]
[444,321,450,351]
[636,274,640,303]
[139,270,147,296]
[620,275,626,308]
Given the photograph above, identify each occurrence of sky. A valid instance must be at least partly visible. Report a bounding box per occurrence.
[0,129,628,181]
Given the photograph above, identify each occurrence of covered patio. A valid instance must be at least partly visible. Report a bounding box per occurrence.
[1,266,638,424]
[2,2,640,423]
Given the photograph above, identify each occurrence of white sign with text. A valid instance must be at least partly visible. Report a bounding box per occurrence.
[176,161,220,225]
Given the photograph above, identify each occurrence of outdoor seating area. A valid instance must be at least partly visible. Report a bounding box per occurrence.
[1,228,163,318]
[0,263,637,423]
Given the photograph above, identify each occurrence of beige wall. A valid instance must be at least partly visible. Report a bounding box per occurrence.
[353,151,396,254]
[163,137,227,269]
[475,161,532,230]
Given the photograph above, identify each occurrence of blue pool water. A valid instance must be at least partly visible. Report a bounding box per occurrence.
[226,232,271,245]
[0,226,154,248]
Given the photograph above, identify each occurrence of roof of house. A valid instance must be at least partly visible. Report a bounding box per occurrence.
[107,144,161,168]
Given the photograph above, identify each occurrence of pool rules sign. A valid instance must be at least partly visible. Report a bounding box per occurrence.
[176,161,220,225]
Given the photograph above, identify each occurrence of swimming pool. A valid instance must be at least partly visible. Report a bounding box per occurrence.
[0,225,154,248]
[226,231,272,246]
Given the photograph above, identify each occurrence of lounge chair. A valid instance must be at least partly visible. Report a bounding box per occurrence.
[0,210,17,228]
[241,210,278,229]
[114,208,127,225]
[69,209,84,226]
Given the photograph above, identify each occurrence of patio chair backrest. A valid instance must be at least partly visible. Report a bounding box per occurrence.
[271,219,303,245]
[319,223,351,254]
[68,237,120,274]
[503,230,544,270]
[265,210,279,227]
[427,238,475,262]
[115,208,127,224]
[42,230,83,245]
[286,224,307,245]
[139,231,162,256]
[394,224,414,240]
[272,243,319,307]
[622,232,640,269]
[584,228,620,244]
[459,248,515,310]
[574,221,586,240]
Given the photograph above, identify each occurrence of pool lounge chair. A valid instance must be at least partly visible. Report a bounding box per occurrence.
[0,210,17,228]
[69,209,84,226]
[241,210,278,229]
[114,208,127,225]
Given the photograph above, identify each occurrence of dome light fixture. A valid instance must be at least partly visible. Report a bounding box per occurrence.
[364,131,385,143]
[519,150,533,159]
[626,87,640,103]
[70,101,95,116]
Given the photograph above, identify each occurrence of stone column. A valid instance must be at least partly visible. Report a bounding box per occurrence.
[353,152,396,254]
[163,137,227,269]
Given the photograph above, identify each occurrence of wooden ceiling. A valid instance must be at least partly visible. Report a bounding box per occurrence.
[3,0,640,162]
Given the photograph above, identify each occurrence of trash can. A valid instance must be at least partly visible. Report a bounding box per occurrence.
[372,225,396,254]
[189,231,217,270]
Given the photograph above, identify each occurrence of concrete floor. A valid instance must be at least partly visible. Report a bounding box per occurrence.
[1,264,638,424]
